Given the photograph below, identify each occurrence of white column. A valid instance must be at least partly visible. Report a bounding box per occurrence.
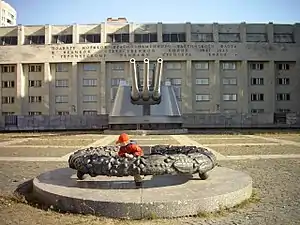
[98,61,107,114]
[16,63,27,115]
[70,62,78,115]
[43,63,52,115]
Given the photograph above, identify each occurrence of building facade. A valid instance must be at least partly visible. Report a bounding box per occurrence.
[0,18,299,129]
[0,0,16,27]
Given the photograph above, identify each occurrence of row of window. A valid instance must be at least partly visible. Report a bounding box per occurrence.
[0,32,295,45]
[2,110,97,116]
[195,93,291,102]
[0,62,293,74]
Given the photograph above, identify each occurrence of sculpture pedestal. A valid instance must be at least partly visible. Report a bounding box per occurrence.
[33,167,252,219]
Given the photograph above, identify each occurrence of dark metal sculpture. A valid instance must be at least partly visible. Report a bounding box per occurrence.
[68,145,217,181]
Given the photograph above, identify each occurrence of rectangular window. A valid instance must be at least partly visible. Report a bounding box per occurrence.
[0,36,18,45]
[251,109,265,113]
[277,78,290,85]
[277,108,291,113]
[83,63,97,71]
[196,94,210,101]
[194,62,209,70]
[2,96,15,104]
[56,111,69,115]
[28,111,42,116]
[24,35,45,45]
[170,78,182,86]
[246,33,267,42]
[79,34,101,43]
[28,65,42,72]
[56,63,69,72]
[277,63,290,70]
[219,33,240,42]
[223,78,237,85]
[1,81,15,88]
[195,78,209,85]
[162,33,186,42]
[165,62,182,70]
[55,79,68,87]
[83,79,97,87]
[134,33,157,43]
[251,78,264,85]
[111,63,125,71]
[29,80,42,87]
[251,93,264,101]
[250,63,264,70]
[191,33,213,42]
[28,96,42,103]
[111,78,125,86]
[1,65,15,73]
[107,33,129,43]
[223,94,237,101]
[83,110,97,115]
[276,93,290,101]
[55,95,68,103]
[2,112,15,116]
[221,62,236,70]
[83,95,97,102]
[274,33,294,43]
[52,35,72,44]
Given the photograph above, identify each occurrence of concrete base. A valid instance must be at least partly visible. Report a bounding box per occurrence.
[103,129,188,135]
[32,167,252,219]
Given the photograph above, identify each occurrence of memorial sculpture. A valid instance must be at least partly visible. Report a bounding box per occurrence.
[68,144,217,181]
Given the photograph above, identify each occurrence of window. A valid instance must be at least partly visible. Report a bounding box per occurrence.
[196,94,210,101]
[277,108,291,113]
[251,78,264,85]
[79,34,101,43]
[195,78,209,85]
[223,78,237,85]
[28,111,42,116]
[29,65,42,72]
[28,96,42,103]
[194,62,209,70]
[83,63,97,71]
[0,36,18,45]
[250,63,264,70]
[221,62,236,70]
[277,63,290,70]
[55,79,68,87]
[52,35,72,44]
[111,78,125,86]
[165,62,181,70]
[134,33,157,43]
[251,109,265,113]
[170,78,182,86]
[2,112,15,116]
[83,95,97,102]
[276,93,290,101]
[246,33,267,42]
[223,94,237,101]
[219,33,240,42]
[274,33,294,43]
[162,33,186,42]
[224,109,237,113]
[107,33,129,43]
[112,63,125,71]
[57,111,69,115]
[277,78,290,85]
[2,81,15,88]
[56,63,68,72]
[251,93,264,101]
[2,96,15,104]
[83,110,97,115]
[1,65,15,73]
[83,79,97,87]
[29,80,42,87]
[55,95,68,103]
[24,35,45,45]
[191,33,213,42]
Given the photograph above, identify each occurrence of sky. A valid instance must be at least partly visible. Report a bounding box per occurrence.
[5,0,300,25]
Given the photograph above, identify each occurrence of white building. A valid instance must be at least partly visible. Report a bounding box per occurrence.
[0,0,16,27]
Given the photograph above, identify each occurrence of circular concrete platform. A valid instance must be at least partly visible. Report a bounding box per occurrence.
[32,167,252,219]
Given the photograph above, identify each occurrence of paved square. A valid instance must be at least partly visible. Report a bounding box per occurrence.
[0,131,299,224]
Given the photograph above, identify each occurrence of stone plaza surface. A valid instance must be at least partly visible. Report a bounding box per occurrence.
[0,131,300,224]
[32,167,252,219]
